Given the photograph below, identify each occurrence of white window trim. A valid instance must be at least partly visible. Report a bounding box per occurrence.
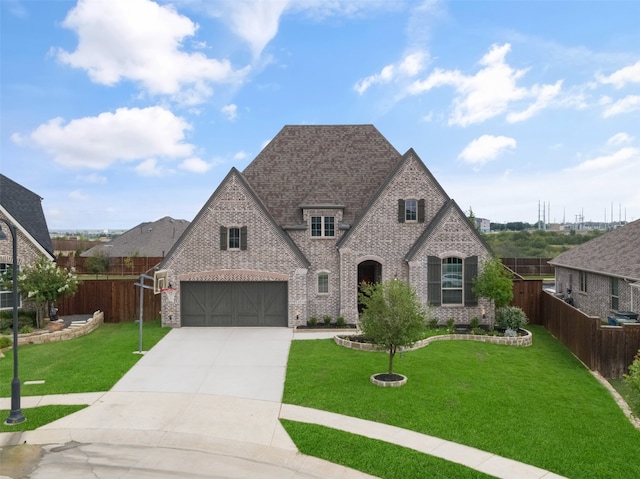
[405,199,418,223]
[311,216,335,238]
[441,257,463,306]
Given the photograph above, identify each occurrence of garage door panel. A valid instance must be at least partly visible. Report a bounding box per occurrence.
[181,281,287,327]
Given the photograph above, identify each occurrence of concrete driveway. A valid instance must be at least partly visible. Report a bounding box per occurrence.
[4,328,377,479]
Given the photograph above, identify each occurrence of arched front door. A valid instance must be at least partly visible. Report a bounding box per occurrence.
[357,260,382,313]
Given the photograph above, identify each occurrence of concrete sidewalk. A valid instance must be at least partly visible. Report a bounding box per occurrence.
[1,328,567,478]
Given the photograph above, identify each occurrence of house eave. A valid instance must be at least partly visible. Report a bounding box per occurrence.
[549,261,640,283]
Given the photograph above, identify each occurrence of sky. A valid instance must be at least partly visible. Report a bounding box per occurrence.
[1,0,639,231]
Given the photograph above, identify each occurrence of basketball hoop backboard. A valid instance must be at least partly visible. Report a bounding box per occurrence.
[153,269,168,294]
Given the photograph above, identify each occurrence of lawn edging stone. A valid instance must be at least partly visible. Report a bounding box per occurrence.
[12,311,104,347]
[334,328,532,352]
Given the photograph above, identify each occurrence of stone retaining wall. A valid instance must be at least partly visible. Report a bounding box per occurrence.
[334,328,532,351]
[14,311,104,347]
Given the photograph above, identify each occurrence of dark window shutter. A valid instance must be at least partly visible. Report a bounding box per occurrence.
[398,199,405,223]
[464,256,478,306]
[220,226,227,250]
[418,199,425,223]
[427,256,441,306]
[240,226,247,250]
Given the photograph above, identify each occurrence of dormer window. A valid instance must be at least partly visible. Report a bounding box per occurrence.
[311,216,335,237]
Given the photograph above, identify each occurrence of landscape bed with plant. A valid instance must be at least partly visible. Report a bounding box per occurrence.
[282,325,640,479]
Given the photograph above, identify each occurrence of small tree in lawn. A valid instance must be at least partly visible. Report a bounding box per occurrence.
[4,257,80,328]
[472,257,513,328]
[358,279,426,377]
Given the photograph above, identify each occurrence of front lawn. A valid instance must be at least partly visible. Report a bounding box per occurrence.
[0,405,87,433]
[0,320,169,397]
[283,325,640,479]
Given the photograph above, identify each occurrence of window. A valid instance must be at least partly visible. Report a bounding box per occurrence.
[311,216,335,237]
[405,199,417,222]
[611,278,619,310]
[0,263,20,309]
[397,199,425,223]
[441,257,463,305]
[579,271,587,293]
[318,272,329,294]
[220,226,247,250]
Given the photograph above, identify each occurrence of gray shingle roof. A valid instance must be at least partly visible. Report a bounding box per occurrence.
[81,216,189,258]
[0,174,54,256]
[242,125,402,227]
[548,219,640,280]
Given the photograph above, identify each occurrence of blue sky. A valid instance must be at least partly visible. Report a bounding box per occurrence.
[2,0,639,231]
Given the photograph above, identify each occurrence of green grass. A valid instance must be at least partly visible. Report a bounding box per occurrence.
[0,320,169,397]
[280,419,494,479]
[283,325,640,479]
[0,405,87,433]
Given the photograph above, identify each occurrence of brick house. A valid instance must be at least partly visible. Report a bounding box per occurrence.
[159,125,492,328]
[548,219,640,322]
[0,174,55,311]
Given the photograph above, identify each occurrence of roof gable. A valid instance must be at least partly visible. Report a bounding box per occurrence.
[161,168,310,269]
[242,125,402,227]
[549,219,640,280]
[0,174,53,257]
[405,199,492,261]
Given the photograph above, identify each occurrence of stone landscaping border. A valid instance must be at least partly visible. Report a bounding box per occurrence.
[334,328,532,352]
[12,311,104,347]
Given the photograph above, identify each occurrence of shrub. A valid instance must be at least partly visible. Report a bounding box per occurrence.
[0,335,11,349]
[323,315,332,325]
[308,316,318,326]
[495,306,528,331]
[336,316,346,327]
[624,349,640,397]
[427,318,438,330]
[446,318,455,332]
[470,316,480,329]
[19,325,33,334]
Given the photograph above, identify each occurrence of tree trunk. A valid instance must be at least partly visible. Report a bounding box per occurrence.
[388,345,396,374]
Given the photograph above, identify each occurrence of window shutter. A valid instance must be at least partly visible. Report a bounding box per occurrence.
[418,199,425,223]
[220,226,227,250]
[398,199,405,223]
[464,256,478,306]
[427,256,441,306]
[240,226,247,250]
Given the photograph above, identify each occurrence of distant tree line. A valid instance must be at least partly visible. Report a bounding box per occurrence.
[482,229,605,258]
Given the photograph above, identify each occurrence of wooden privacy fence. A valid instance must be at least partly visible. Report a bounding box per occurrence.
[56,256,164,277]
[541,290,640,378]
[511,278,543,325]
[57,279,161,323]
[501,257,554,277]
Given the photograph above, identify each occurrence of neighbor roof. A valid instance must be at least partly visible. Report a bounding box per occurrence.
[81,216,189,258]
[0,174,54,257]
[241,125,402,227]
[548,219,640,280]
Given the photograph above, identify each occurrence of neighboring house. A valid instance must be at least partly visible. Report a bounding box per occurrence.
[81,216,189,258]
[0,174,55,310]
[548,219,640,321]
[160,125,492,328]
[476,217,490,233]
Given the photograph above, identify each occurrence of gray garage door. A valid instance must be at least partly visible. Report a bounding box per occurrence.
[181,281,288,327]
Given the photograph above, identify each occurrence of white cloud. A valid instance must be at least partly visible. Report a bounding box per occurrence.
[68,190,89,200]
[354,51,427,94]
[179,157,212,173]
[607,132,634,146]
[135,158,164,177]
[408,43,563,126]
[225,0,290,58]
[596,61,640,88]
[57,0,249,104]
[506,80,563,123]
[14,106,193,169]
[233,150,248,161]
[78,173,107,184]
[221,104,238,121]
[458,134,516,166]
[602,95,640,117]
[568,147,638,172]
